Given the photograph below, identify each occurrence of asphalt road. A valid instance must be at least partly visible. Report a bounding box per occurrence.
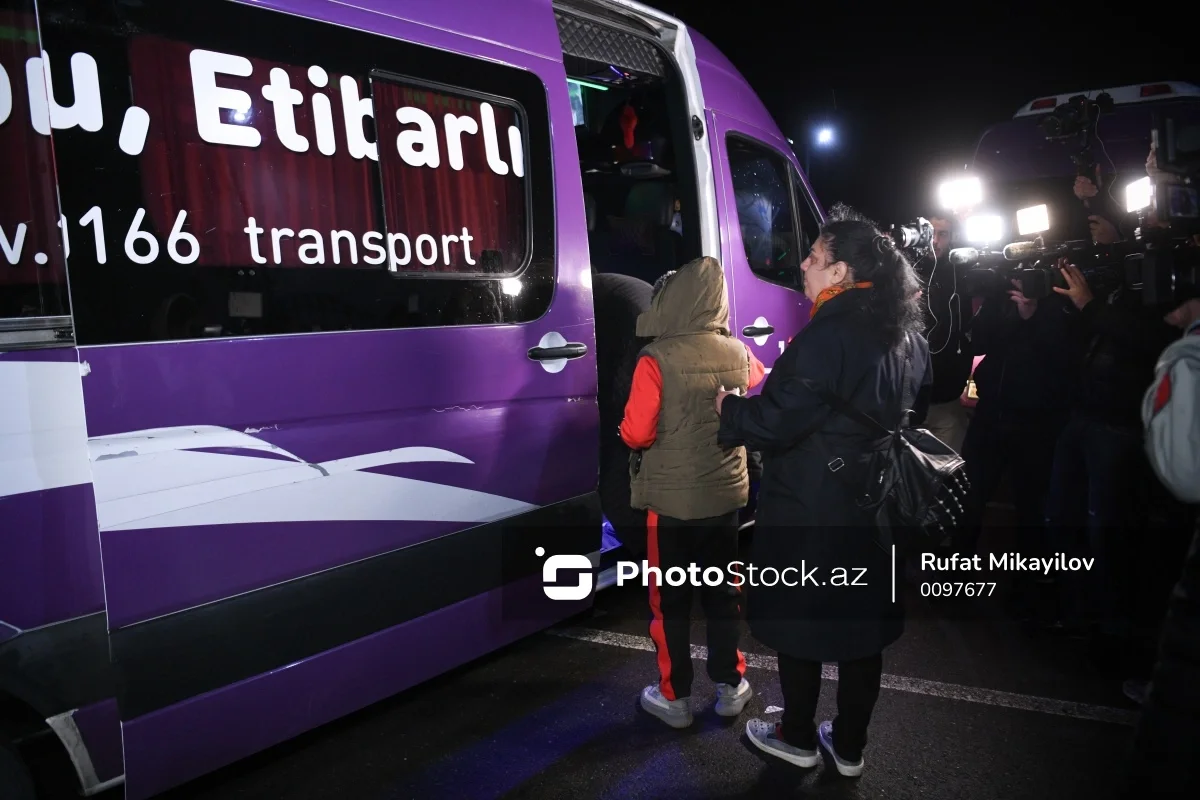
[137,528,1155,800]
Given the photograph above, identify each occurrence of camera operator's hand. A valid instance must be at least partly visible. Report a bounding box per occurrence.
[1008,279,1037,320]
[1165,298,1200,330]
[1074,175,1099,201]
[1052,260,1095,310]
[1147,144,1164,183]
[1088,215,1120,245]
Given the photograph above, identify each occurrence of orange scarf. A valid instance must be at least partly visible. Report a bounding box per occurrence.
[810,281,873,319]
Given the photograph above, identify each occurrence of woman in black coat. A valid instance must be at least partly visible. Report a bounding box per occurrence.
[715,203,931,777]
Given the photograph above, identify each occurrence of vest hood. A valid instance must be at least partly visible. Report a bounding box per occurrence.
[636,257,731,339]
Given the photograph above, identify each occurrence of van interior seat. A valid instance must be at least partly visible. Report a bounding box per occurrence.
[588,180,679,285]
[623,181,674,227]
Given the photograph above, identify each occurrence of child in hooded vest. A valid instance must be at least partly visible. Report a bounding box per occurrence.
[619,257,766,728]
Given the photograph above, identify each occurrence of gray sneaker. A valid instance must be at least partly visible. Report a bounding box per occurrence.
[639,685,693,728]
[715,678,753,717]
[745,719,820,767]
[818,720,864,777]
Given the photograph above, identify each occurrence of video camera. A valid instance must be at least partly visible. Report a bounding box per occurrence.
[1147,110,1200,234]
[947,109,1200,307]
[950,234,1199,307]
[1039,92,1114,182]
[949,238,1135,301]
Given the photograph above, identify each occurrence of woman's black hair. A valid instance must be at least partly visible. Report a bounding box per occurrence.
[819,202,924,347]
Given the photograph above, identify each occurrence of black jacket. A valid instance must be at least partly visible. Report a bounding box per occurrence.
[968,291,1079,423]
[1071,287,1179,428]
[718,290,931,662]
[1123,516,1200,797]
[916,253,974,404]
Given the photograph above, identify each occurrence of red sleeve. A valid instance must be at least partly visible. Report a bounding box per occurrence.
[745,343,766,390]
[619,355,662,449]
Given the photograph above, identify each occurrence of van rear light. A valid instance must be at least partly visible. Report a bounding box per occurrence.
[1030,98,1057,110]
[1140,83,1172,97]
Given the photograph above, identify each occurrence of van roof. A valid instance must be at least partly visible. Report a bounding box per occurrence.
[1013,81,1200,117]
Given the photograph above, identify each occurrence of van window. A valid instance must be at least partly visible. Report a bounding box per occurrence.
[0,0,70,320]
[726,135,801,287]
[371,75,528,276]
[37,0,554,345]
[789,166,822,258]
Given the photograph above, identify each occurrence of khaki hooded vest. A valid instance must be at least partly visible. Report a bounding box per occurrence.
[630,257,751,520]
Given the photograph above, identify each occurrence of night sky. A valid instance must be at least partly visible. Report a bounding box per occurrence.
[652,3,1197,225]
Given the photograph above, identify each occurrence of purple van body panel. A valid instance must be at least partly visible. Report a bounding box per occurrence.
[121,575,586,800]
[238,0,564,62]
[0,483,104,630]
[80,326,596,439]
[73,699,125,784]
[83,330,599,631]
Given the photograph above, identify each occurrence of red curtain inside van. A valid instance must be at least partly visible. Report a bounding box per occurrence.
[127,35,526,274]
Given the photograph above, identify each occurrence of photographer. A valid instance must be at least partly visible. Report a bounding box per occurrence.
[956,276,1079,613]
[914,215,973,452]
[1044,260,1182,653]
[1072,171,1123,245]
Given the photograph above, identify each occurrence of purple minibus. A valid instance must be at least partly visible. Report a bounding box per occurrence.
[0,1,822,796]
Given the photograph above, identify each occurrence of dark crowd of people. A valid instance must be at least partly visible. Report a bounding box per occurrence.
[614,147,1200,791]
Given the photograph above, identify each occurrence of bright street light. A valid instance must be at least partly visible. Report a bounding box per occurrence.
[804,125,836,175]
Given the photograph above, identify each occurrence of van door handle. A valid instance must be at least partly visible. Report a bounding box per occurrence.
[742,325,774,337]
[528,342,588,361]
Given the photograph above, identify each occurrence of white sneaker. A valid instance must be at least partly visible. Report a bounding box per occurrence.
[818,720,864,777]
[714,678,753,717]
[639,685,693,728]
[745,719,820,767]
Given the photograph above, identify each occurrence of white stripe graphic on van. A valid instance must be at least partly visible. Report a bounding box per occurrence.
[88,426,535,531]
[0,361,94,498]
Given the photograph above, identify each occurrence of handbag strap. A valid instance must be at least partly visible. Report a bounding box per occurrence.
[800,378,893,438]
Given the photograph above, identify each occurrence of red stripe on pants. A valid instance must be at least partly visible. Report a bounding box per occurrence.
[733,580,747,678]
[646,510,676,700]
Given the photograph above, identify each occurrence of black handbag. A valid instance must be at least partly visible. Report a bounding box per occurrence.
[800,339,970,555]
